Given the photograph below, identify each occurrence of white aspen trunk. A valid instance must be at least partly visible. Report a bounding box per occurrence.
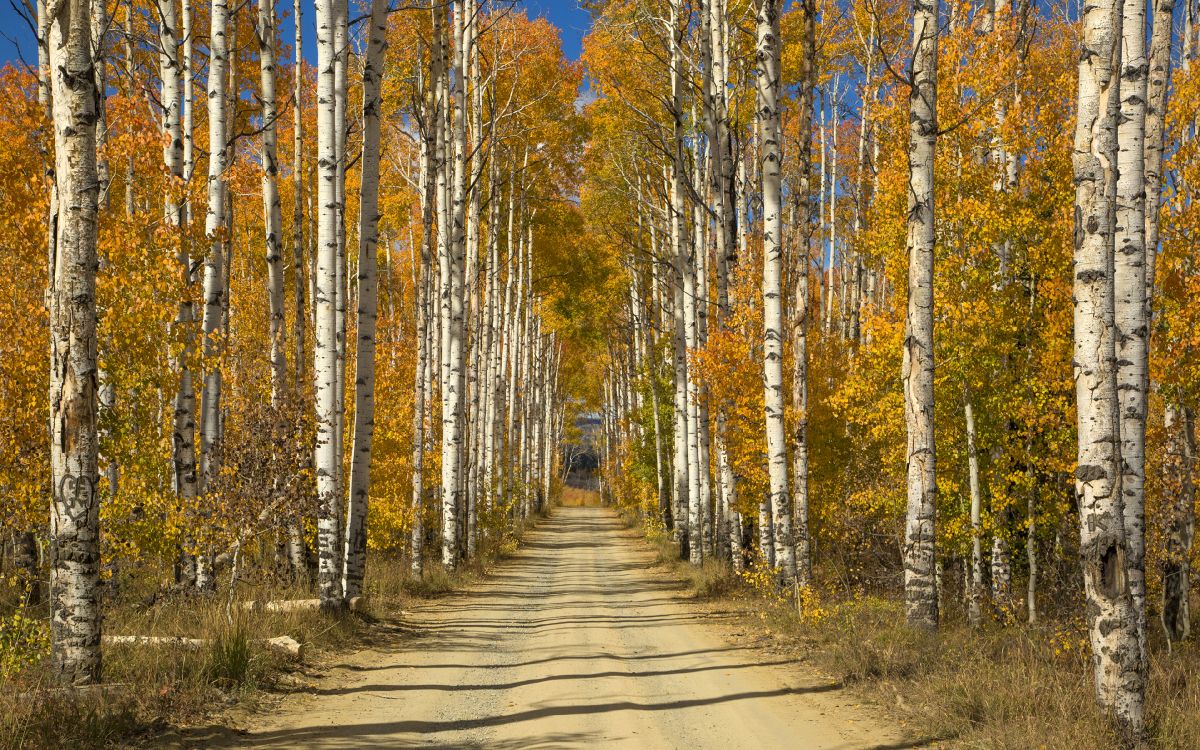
[292,0,305,388]
[47,0,102,683]
[1153,0,1185,641]
[684,203,702,565]
[160,0,199,586]
[1114,0,1150,657]
[902,0,939,630]
[438,0,470,567]
[182,0,194,192]
[851,14,875,345]
[671,237,689,553]
[666,7,690,556]
[791,0,817,588]
[314,0,344,608]
[121,0,136,216]
[505,204,526,516]
[410,93,434,574]
[197,0,231,593]
[1026,465,1038,624]
[36,0,50,118]
[756,0,795,584]
[481,177,502,533]
[1162,404,1195,641]
[966,396,983,629]
[694,172,714,560]
[286,6,306,575]
[342,0,388,600]
[1072,0,1146,733]
[520,238,535,518]
[829,82,841,338]
[156,0,183,222]
[332,0,349,547]
[90,0,108,209]
[819,98,829,334]
[259,0,286,401]
[792,201,812,588]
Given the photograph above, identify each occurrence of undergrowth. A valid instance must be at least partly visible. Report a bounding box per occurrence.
[631,520,1200,749]
[0,548,516,750]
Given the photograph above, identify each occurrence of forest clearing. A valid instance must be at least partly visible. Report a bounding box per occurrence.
[3,0,1200,746]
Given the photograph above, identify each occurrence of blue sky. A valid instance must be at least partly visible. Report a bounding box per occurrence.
[0,1,589,67]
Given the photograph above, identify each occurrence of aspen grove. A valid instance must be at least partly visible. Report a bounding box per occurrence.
[2,0,1200,746]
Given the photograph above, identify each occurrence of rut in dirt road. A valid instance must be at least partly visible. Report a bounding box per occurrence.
[214,507,919,749]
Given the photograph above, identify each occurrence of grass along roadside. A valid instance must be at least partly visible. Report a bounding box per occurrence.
[625,517,1200,749]
[0,510,549,750]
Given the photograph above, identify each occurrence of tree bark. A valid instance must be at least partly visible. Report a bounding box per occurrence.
[1072,0,1145,734]
[343,0,388,600]
[756,0,796,585]
[902,0,939,630]
[314,0,345,609]
[47,0,102,684]
[1162,404,1195,642]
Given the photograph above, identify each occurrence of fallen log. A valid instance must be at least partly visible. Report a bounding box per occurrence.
[102,634,305,659]
[240,596,363,614]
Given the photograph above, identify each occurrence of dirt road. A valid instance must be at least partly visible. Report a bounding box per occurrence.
[212,507,917,749]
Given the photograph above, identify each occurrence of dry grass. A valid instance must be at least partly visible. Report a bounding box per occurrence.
[0,552,504,750]
[558,486,602,507]
[620,521,1200,749]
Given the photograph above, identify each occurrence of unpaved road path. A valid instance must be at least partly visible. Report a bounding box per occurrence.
[205,507,918,749]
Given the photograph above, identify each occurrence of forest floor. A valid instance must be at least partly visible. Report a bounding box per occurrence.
[165,506,918,749]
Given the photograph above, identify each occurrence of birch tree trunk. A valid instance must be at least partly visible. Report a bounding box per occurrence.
[756,0,796,585]
[902,0,939,630]
[1072,0,1145,733]
[342,0,388,599]
[314,0,344,609]
[47,0,102,684]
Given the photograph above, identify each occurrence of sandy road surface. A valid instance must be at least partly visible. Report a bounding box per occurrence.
[196,507,920,749]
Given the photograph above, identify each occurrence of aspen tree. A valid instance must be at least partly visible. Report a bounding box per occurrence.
[47,0,102,685]
[966,396,983,628]
[343,0,389,599]
[314,0,344,609]
[198,0,232,592]
[902,0,939,629]
[756,0,796,584]
[1151,0,1190,643]
[1114,0,1151,654]
[411,47,435,576]
[1072,0,1146,732]
[332,0,350,548]
[1162,404,1195,641]
[160,0,199,586]
[292,0,305,387]
[259,0,286,400]
[792,0,817,589]
[438,0,472,567]
[90,0,107,208]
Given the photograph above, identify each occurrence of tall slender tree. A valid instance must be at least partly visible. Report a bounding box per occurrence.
[902,0,939,630]
[1072,0,1146,734]
[46,0,102,686]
